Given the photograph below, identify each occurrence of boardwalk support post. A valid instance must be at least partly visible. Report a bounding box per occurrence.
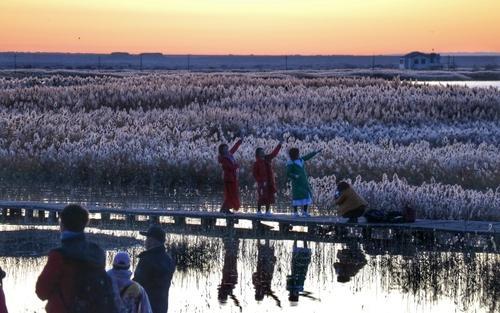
[174,216,186,226]
[101,212,111,223]
[279,223,291,233]
[49,211,58,223]
[126,214,136,224]
[201,217,216,229]
[24,208,34,222]
[38,210,46,221]
[149,215,160,224]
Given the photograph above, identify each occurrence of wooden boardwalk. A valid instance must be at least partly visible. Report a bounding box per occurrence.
[1,200,498,253]
[1,200,498,236]
[1,200,499,233]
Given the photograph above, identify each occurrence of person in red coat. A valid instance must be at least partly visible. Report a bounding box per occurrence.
[35,204,109,313]
[218,138,243,213]
[253,143,282,215]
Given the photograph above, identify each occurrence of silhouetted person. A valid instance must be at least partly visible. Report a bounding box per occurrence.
[36,204,117,313]
[252,240,280,307]
[334,243,367,283]
[218,237,241,311]
[286,241,312,303]
[0,267,7,313]
[134,226,175,313]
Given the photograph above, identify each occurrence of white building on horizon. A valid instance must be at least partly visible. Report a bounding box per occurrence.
[400,52,441,70]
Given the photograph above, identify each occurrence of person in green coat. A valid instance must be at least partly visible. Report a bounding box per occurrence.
[286,148,321,217]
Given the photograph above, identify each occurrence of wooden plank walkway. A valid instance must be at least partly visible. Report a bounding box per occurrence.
[0,200,498,236]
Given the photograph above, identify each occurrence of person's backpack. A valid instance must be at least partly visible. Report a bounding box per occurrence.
[364,209,386,223]
[69,261,118,313]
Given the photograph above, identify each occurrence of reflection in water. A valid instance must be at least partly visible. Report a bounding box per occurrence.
[218,236,241,311]
[286,241,316,303]
[0,224,498,313]
[252,240,280,307]
[334,243,367,283]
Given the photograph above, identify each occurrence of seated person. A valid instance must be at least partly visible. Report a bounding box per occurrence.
[335,181,367,223]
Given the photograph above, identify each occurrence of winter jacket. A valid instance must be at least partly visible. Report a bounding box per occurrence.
[286,151,319,200]
[107,269,152,313]
[35,233,106,313]
[253,144,281,205]
[134,247,175,313]
[0,267,7,313]
[335,186,368,216]
[218,140,242,183]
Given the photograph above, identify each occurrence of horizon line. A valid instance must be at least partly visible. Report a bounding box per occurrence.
[1,51,500,57]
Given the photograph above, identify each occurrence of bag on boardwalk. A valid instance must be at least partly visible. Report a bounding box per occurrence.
[67,262,118,313]
[364,209,386,223]
[385,211,405,223]
[402,205,416,223]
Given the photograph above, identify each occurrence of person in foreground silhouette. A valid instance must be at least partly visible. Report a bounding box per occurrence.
[36,204,117,313]
[134,226,175,313]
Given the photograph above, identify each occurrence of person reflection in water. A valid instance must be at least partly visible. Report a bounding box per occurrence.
[334,242,367,283]
[286,240,314,304]
[218,236,242,311]
[252,240,280,307]
[0,267,7,313]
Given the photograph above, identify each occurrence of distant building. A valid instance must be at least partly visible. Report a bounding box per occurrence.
[399,52,441,70]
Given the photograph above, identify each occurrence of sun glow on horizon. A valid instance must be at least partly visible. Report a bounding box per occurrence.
[1,0,499,55]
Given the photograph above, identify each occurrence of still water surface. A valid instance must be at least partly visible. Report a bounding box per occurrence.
[1,226,498,313]
[418,81,500,88]
[0,188,498,313]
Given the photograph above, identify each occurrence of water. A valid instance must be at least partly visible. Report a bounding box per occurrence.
[0,187,499,313]
[417,81,500,88]
[0,225,498,313]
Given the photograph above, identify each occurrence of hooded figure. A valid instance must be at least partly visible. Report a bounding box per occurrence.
[108,252,152,313]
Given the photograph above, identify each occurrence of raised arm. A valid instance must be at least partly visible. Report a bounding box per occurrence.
[268,143,282,159]
[229,139,243,154]
[301,150,321,161]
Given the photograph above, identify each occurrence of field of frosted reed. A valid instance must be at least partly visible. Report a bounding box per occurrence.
[0,72,499,220]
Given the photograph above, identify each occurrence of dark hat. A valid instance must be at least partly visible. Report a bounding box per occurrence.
[139,225,166,243]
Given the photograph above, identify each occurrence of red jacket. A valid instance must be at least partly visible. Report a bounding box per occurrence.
[252,144,281,191]
[36,250,78,313]
[218,139,242,182]
[36,234,106,313]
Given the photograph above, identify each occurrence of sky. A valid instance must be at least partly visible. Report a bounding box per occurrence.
[1,0,499,55]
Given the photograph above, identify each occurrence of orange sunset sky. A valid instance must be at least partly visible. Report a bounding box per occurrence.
[1,0,499,55]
